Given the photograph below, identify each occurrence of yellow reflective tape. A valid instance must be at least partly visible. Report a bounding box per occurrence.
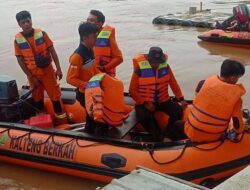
[224,33,233,38]
[89,73,105,82]
[34,31,43,40]
[97,30,111,39]
[55,113,67,119]
[15,36,27,44]
[159,61,168,69]
[138,60,151,69]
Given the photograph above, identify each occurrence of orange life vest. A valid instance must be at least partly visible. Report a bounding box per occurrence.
[133,54,170,104]
[15,28,50,75]
[94,25,116,77]
[85,73,129,127]
[185,75,246,142]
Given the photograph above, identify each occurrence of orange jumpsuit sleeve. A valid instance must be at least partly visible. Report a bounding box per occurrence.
[129,72,144,105]
[104,37,123,71]
[66,54,87,91]
[168,66,184,100]
[231,98,244,134]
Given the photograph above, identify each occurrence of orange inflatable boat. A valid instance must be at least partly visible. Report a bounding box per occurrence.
[0,77,250,186]
[198,29,250,48]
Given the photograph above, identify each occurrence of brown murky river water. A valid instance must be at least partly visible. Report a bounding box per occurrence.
[0,0,250,189]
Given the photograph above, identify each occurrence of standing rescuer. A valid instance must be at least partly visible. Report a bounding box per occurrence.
[66,22,99,107]
[14,10,67,124]
[129,47,187,141]
[87,10,123,77]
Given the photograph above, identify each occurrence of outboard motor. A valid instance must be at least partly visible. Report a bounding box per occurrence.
[0,75,19,104]
[216,4,250,30]
[233,4,250,23]
[0,75,20,121]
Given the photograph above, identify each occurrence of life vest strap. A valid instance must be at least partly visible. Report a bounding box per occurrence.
[187,119,227,134]
[190,110,229,127]
[193,104,230,122]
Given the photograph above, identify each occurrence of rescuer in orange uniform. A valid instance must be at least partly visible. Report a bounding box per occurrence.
[14,11,67,124]
[85,73,132,134]
[129,47,187,141]
[66,22,99,107]
[87,10,123,77]
[184,59,246,142]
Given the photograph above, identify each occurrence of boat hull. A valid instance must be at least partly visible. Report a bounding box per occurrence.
[198,29,250,48]
[0,122,249,184]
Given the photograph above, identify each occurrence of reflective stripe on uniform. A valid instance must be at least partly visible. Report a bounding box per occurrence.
[97,30,111,39]
[55,113,67,119]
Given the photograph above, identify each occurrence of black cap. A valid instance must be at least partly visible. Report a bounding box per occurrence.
[147,47,166,64]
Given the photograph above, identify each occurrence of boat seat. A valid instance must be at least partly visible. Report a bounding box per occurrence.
[124,95,135,106]
[19,87,76,105]
[44,89,76,105]
[60,90,76,105]
[107,110,139,139]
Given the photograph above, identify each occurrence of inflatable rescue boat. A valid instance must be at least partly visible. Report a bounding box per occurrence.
[0,75,250,185]
[198,29,250,48]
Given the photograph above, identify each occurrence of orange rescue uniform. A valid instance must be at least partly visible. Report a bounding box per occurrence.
[67,43,100,93]
[129,53,184,141]
[94,25,123,77]
[185,75,246,142]
[14,29,61,102]
[129,54,183,105]
[85,73,131,127]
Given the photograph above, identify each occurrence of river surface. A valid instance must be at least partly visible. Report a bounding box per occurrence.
[0,0,250,189]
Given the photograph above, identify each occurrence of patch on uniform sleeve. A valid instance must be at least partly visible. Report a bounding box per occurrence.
[0,133,8,146]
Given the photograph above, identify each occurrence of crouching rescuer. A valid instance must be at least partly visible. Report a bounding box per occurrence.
[184,59,246,142]
[14,10,68,124]
[84,73,132,134]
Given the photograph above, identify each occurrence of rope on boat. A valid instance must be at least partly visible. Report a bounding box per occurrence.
[28,132,52,145]
[193,130,247,151]
[75,140,101,148]
[7,129,30,140]
[192,139,225,151]
[146,143,188,165]
[0,127,102,148]
[51,135,75,146]
[147,131,247,165]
